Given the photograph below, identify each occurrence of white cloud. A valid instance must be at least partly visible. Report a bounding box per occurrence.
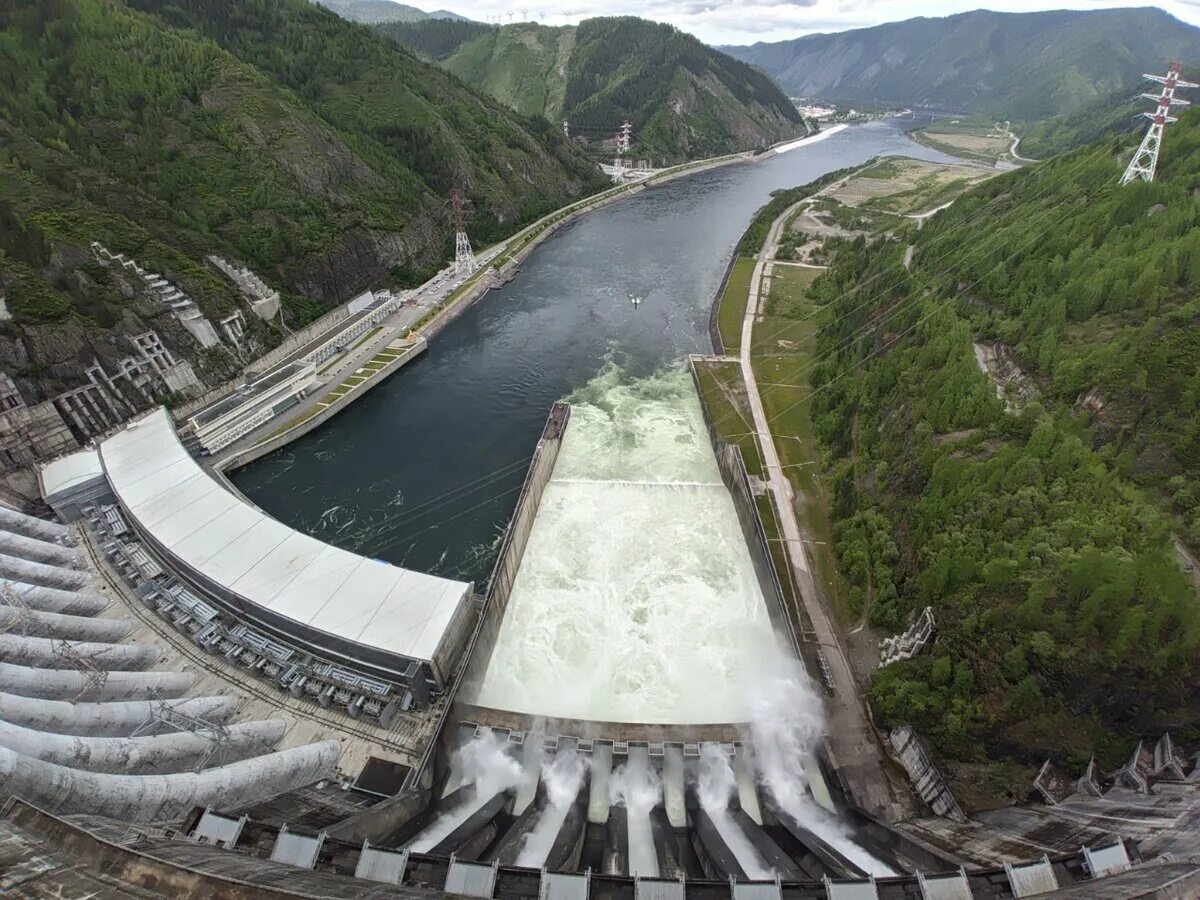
[408,1,1199,46]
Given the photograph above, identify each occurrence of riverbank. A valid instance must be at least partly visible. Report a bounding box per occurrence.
[695,200,909,821]
[203,148,763,474]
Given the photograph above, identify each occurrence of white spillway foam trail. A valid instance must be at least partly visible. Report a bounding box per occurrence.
[697,745,775,880]
[611,747,661,877]
[748,653,897,877]
[773,124,850,154]
[409,731,524,852]
[473,366,777,723]
[516,748,588,867]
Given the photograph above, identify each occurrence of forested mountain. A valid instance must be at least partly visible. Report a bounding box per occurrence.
[0,0,605,407]
[804,111,1200,774]
[1017,85,1150,159]
[312,0,464,24]
[379,17,805,162]
[722,8,1200,121]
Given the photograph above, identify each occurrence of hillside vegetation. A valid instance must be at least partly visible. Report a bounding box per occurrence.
[380,17,804,162]
[803,112,1200,773]
[0,0,605,405]
[722,8,1200,122]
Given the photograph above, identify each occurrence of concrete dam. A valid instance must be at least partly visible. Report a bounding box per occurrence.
[408,366,894,879]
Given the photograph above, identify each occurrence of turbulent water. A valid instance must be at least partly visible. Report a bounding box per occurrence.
[472,366,777,724]
[697,745,775,880]
[233,120,955,584]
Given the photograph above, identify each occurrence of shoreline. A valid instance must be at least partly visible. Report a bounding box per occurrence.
[209,144,766,472]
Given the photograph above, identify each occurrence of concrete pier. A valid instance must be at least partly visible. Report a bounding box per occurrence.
[0,740,340,821]
[1,580,109,616]
[0,633,158,671]
[0,529,82,570]
[0,717,287,774]
[0,660,193,701]
[0,507,71,545]
[0,552,93,591]
[0,606,130,643]
[0,692,236,737]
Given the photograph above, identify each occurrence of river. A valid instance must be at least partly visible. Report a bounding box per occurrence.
[232,120,955,586]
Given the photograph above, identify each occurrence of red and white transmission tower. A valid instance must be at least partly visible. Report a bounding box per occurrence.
[1119,61,1197,185]
[449,189,478,277]
[616,120,632,155]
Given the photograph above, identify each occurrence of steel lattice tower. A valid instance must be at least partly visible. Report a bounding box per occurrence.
[449,189,478,277]
[1120,62,1197,185]
[616,120,632,155]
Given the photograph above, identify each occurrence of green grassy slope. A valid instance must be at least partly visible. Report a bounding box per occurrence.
[0,0,606,404]
[723,8,1200,122]
[805,111,1200,774]
[381,16,804,162]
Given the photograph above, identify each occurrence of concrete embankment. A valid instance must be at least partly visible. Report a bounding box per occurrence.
[214,338,426,473]
[324,402,571,845]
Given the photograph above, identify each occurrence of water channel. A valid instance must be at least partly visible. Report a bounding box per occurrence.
[232,120,954,586]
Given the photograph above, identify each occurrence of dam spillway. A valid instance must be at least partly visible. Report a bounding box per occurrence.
[472,367,779,724]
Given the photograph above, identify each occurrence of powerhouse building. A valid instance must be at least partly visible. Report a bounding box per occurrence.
[93,408,475,710]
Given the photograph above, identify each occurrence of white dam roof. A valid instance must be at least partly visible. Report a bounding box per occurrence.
[100,408,470,663]
[39,448,104,498]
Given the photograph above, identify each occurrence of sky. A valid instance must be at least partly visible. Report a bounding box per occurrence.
[415,1,1199,46]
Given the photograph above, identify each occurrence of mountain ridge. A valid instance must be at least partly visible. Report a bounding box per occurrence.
[0,0,604,411]
[721,7,1200,121]
[379,16,805,162]
[312,0,466,24]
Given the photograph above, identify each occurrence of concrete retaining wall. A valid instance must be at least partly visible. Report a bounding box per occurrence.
[328,403,572,842]
[215,340,426,474]
[707,250,738,356]
[465,402,571,692]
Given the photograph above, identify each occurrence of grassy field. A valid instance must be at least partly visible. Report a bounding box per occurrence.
[751,265,853,620]
[692,359,762,476]
[716,257,756,353]
[692,358,800,620]
[824,157,993,218]
[911,123,1013,163]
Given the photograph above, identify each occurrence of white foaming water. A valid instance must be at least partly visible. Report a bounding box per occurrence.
[697,745,775,880]
[516,748,589,867]
[749,654,897,877]
[409,731,524,852]
[474,366,777,723]
[611,747,661,877]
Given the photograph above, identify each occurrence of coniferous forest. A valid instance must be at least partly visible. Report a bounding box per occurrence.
[805,112,1200,773]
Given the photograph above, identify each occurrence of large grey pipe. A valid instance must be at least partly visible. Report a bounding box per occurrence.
[0,717,287,775]
[2,580,108,617]
[0,553,92,591]
[0,507,71,545]
[0,661,192,701]
[0,634,157,671]
[0,530,82,570]
[0,607,130,643]
[0,692,237,737]
[0,740,340,821]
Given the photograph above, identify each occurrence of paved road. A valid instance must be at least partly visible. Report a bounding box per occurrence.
[739,201,907,820]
